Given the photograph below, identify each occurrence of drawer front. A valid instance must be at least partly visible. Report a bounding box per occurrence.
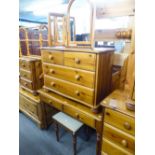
[43,63,95,88]
[19,94,38,117]
[20,78,33,90]
[40,95,62,111]
[44,75,94,106]
[63,105,95,128]
[103,123,135,153]
[19,60,32,71]
[104,109,135,136]
[102,138,133,155]
[64,52,96,71]
[20,69,32,81]
[41,50,63,65]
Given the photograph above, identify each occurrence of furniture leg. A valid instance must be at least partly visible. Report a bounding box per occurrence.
[72,134,77,155]
[55,122,59,142]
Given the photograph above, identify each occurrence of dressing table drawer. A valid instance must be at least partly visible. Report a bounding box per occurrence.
[19,59,32,71]
[64,52,96,71]
[43,63,95,88]
[44,75,94,106]
[20,78,33,90]
[102,138,133,155]
[20,69,32,80]
[104,123,135,153]
[63,105,95,128]
[41,50,63,65]
[104,109,135,136]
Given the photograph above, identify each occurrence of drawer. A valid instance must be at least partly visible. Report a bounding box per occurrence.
[44,75,94,106]
[102,138,133,155]
[19,94,38,117]
[43,63,95,88]
[63,104,95,128]
[20,78,33,90]
[103,123,135,153]
[40,95,62,111]
[64,52,96,71]
[20,69,32,81]
[41,50,63,65]
[19,59,32,71]
[104,109,135,136]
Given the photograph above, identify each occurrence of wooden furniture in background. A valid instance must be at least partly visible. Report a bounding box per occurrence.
[100,90,135,155]
[19,56,43,95]
[52,112,84,155]
[19,25,48,56]
[19,88,57,128]
[41,47,114,113]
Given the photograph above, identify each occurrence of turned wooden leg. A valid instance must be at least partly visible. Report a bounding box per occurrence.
[55,123,59,142]
[72,134,77,155]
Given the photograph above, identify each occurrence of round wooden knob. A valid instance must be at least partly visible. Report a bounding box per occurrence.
[23,74,26,77]
[105,112,110,116]
[49,55,54,60]
[75,113,79,118]
[50,69,55,74]
[51,82,56,87]
[121,31,126,38]
[24,82,28,86]
[75,75,81,80]
[75,90,80,96]
[22,64,25,67]
[75,58,80,64]
[123,122,131,130]
[121,139,128,147]
[116,31,121,38]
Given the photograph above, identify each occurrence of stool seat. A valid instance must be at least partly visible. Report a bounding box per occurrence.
[52,112,84,155]
[52,112,83,134]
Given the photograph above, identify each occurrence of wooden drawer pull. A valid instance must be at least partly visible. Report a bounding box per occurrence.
[49,55,54,60]
[121,139,128,147]
[75,113,79,118]
[75,90,80,96]
[51,82,56,87]
[75,75,81,80]
[50,69,55,74]
[105,112,110,116]
[75,58,80,64]
[22,64,25,67]
[24,82,28,86]
[23,74,27,77]
[48,100,53,105]
[123,122,131,130]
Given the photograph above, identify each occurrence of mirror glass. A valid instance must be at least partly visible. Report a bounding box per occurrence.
[69,0,91,42]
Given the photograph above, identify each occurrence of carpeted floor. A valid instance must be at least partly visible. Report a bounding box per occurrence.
[19,112,97,155]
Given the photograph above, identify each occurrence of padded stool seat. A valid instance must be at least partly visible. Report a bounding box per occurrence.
[52,112,84,155]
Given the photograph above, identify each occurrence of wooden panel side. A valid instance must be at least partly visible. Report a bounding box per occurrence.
[94,51,114,107]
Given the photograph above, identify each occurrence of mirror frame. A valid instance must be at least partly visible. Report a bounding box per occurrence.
[48,13,67,46]
[67,0,95,48]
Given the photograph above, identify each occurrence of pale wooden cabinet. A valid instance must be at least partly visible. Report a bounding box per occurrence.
[41,47,114,112]
[100,90,135,155]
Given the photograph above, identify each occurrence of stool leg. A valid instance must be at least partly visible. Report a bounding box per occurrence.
[55,123,59,142]
[72,134,77,155]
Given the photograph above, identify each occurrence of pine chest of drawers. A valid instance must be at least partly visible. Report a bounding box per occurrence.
[100,90,135,155]
[19,56,43,95]
[41,47,114,112]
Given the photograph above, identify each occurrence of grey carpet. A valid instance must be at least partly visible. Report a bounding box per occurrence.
[19,112,97,155]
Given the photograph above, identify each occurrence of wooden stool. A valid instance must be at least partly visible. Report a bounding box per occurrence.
[52,112,84,155]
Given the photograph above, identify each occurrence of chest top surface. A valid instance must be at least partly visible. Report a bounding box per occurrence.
[100,89,135,118]
[40,46,114,53]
